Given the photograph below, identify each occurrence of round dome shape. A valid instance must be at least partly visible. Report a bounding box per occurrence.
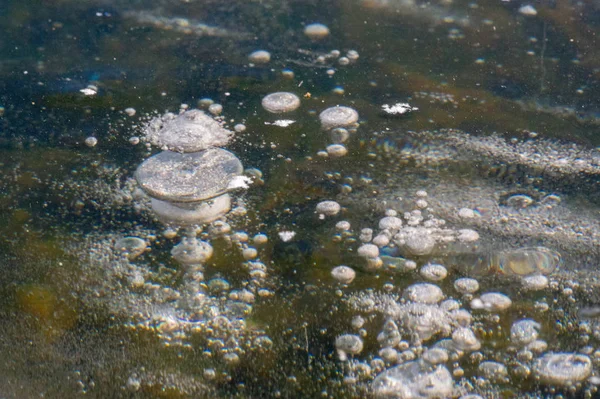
[135,149,243,203]
[319,106,359,130]
[304,23,330,40]
[144,109,233,153]
[150,194,231,226]
[261,92,301,113]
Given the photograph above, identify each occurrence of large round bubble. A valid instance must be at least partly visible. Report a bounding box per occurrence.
[144,109,234,153]
[135,149,243,202]
[150,194,231,226]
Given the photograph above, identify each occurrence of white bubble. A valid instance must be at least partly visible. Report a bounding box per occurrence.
[452,327,481,351]
[261,92,301,113]
[457,229,479,242]
[304,23,330,40]
[316,200,341,216]
[519,5,537,16]
[422,348,449,365]
[346,50,359,61]
[510,319,540,346]
[372,361,453,399]
[358,243,379,259]
[319,106,359,130]
[208,103,223,115]
[234,123,246,133]
[124,107,136,116]
[420,264,448,281]
[379,216,403,231]
[454,278,479,294]
[248,50,271,64]
[472,292,512,312]
[331,266,356,284]
[85,136,98,147]
[198,98,214,107]
[326,144,348,157]
[521,274,549,291]
[253,234,268,245]
[372,234,390,247]
[404,229,435,255]
[242,247,258,260]
[335,334,363,360]
[359,228,373,243]
[144,109,233,153]
[338,57,350,66]
[457,208,477,219]
[336,221,351,231]
[278,231,296,242]
[403,283,444,304]
[534,353,591,386]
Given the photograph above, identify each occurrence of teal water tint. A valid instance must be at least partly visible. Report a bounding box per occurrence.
[0,0,599,397]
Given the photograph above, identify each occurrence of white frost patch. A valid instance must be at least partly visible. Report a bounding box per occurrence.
[80,85,98,96]
[382,103,418,115]
[227,175,253,190]
[278,231,296,242]
[265,120,296,127]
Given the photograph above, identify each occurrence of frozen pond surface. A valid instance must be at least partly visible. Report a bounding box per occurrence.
[0,0,599,398]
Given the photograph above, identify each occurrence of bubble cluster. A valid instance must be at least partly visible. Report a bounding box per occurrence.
[372,361,453,399]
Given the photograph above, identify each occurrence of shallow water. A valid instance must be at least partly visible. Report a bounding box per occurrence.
[0,0,599,398]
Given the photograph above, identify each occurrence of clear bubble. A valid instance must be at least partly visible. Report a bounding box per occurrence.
[316,200,341,216]
[115,237,147,260]
[493,246,561,276]
[478,361,508,383]
[135,149,243,203]
[505,194,534,209]
[150,194,231,226]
